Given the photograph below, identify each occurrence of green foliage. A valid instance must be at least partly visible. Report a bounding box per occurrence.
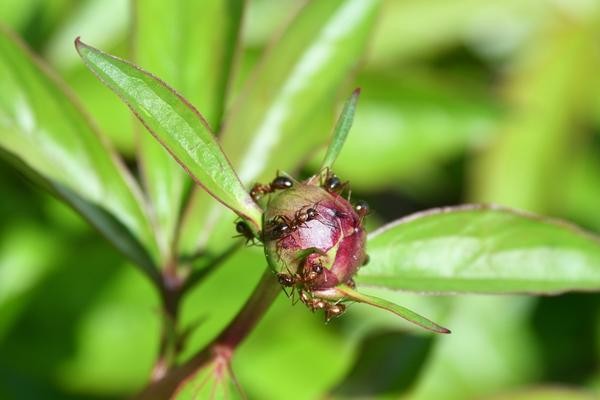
[134,0,243,257]
[178,0,380,256]
[321,88,360,170]
[76,39,263,231]
[0,27,160,279]
[2,1,600,399]
[360,205,600,293]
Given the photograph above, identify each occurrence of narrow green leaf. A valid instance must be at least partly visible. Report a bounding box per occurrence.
[179,0,381,255]
[320,88,360,171]
[358,205,600,294]
[336,285,450,334]
[75,39,263,230]
[133,0,244,260]
[0,27,160,279]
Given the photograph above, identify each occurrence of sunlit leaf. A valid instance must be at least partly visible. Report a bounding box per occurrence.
[0,28,160,278]
[75,39,263,231]
[133,0,244,261]
[358,205,600,294]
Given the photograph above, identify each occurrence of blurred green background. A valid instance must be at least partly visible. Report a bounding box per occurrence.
[2,0,600,399]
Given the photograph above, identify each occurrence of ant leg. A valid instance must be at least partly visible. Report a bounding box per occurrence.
[280,285,292,298]
[291,287,301,305]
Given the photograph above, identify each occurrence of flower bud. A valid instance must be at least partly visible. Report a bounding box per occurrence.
[262,181,367,291]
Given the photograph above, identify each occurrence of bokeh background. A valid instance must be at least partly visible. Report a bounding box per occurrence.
[2,0,600,399]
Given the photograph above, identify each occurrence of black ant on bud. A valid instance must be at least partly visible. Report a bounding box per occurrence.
[250,175,293,201]
[276,261,345,321]
[264,206,319,242]
[320,169,348,195]
[277,264,320,286]
[234,220,257,245]
[277,262,323,296]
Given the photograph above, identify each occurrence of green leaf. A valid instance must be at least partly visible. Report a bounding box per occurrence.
[75,39,263,231]
[0,28,160,279]
[221,0,379,184]
[358,205,600,294]
[179,0,381,254]
[320,88,360,171]
[133,0,244,260]
[335,285,450,334]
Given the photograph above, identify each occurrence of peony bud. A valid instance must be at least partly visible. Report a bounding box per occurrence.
[259,175,367,320]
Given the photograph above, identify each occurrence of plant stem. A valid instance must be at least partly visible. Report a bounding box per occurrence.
[137,267,280,399]
[150,262,183,381]
[150,242,244,381]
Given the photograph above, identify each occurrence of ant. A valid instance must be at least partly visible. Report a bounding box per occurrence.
[277,264,323,288]
[276,261,322,301]
[276,245,348,321]
[301,293,345,322]
[250,175,293,201]
[277,261,346,321]
[234,220,257,245]
[277,261,323,287]
[354,200,369,224]
[264,206,319,242]
[320,169,348,195]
